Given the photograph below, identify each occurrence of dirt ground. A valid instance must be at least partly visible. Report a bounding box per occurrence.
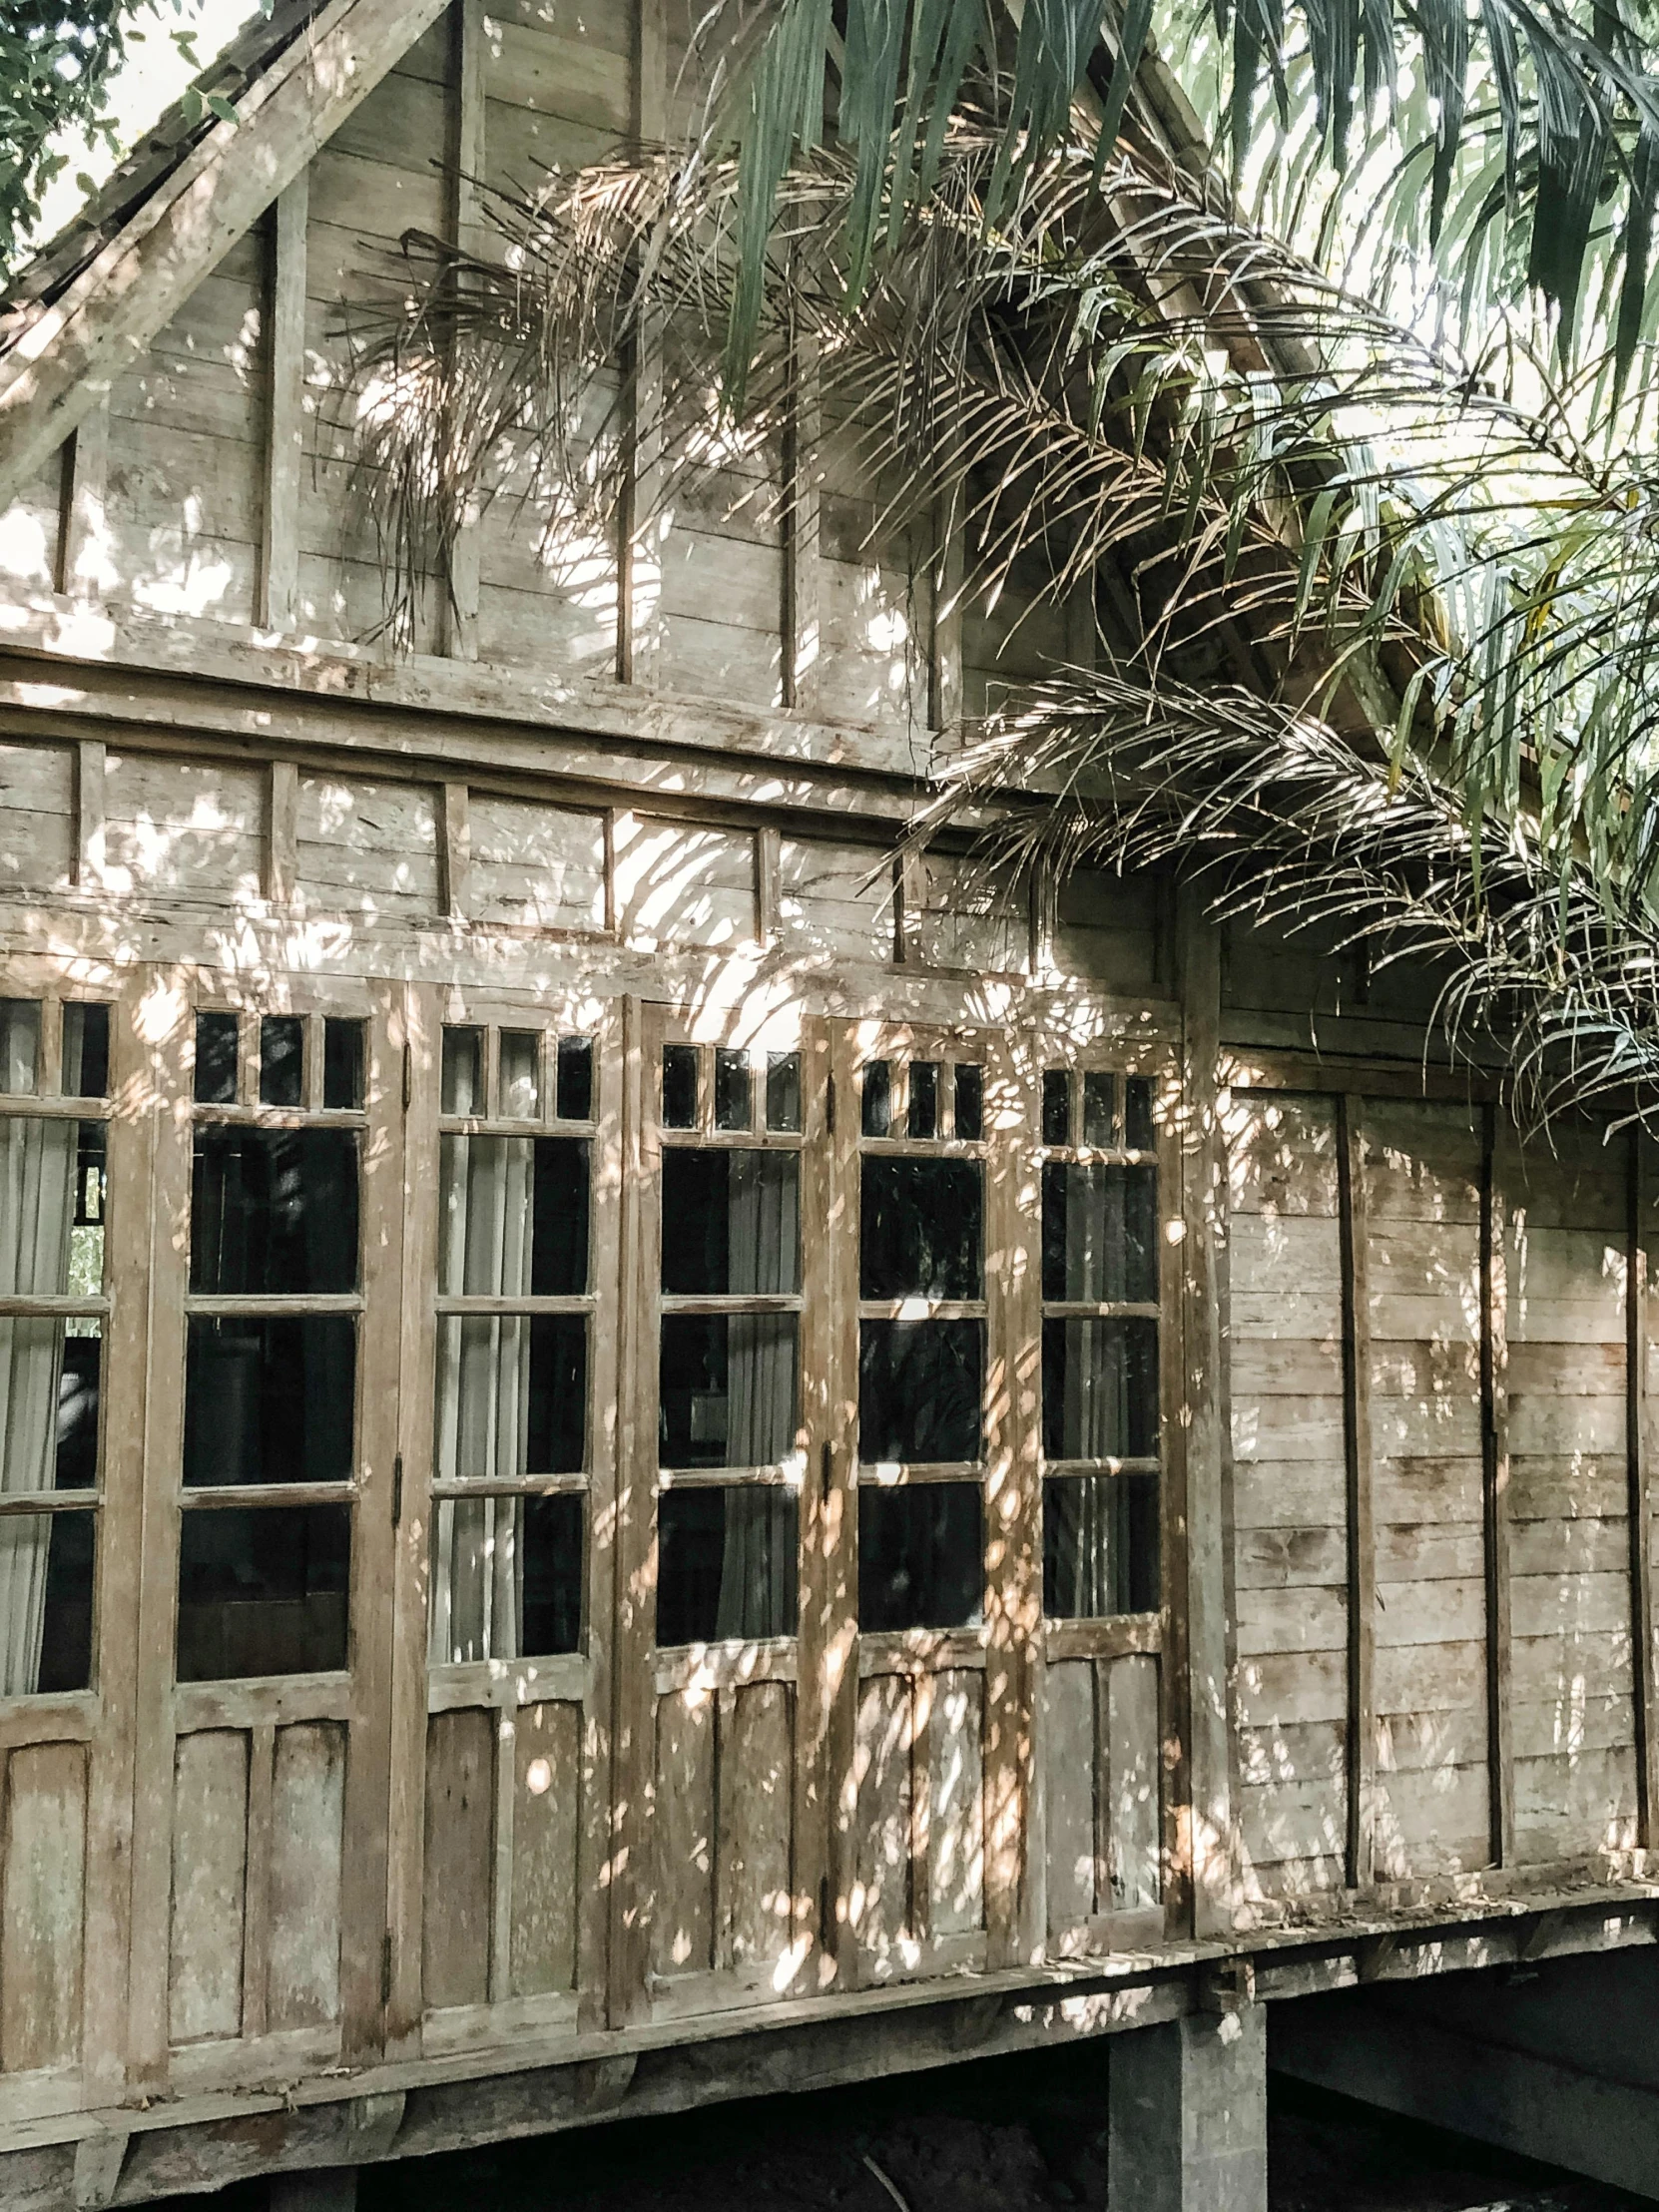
[174,2050,1651,2212]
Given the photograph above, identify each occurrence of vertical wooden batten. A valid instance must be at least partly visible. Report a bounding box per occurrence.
[1335,1093,1376,1892]
[74,741,106,891]
[1479,1103,1514,1868]
[1629,1134,1658,1847]
[265,761,298,910]
[438,783,471,922]
[56,403,109,603]
[438,0,484,661]
[782,325,822,716]
[619,0,666,689]
[258,177,307,633]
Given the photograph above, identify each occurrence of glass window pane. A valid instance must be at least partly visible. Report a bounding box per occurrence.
[0,1000,40,1096]
[660,1150,800,1296]
[176,1504,350,1681]
[657,1486,798,1646]
[1044,1471,1159,1617]
[0,1117,103,1298]
[184,1316,355,1485]
[260,1015,304,1107]
[0,1318,101,1493]
[557,1036,594,1122]
[500,1031,541,1119]
[908,1061,939,1140]
[1042,1069,1070,1146]
[55,1324,101,1488]
[71,1122,106,1298]
[428,1491,583,1663]
[1082,1071,1115,1148]
[1041,1163,1158,1303]
[190,1129,359,1295]
[1042,1318,1159,1460]
[953,1063,983,1141]
[857,1482,982,1632]
[861,1060,891,1138]
[0,1510,94,1695]
[662,1044,698,1129]
[437,1134,589,1300]
[1125,1076,1156,1151]
[194,1011,238,1105]
[61,1004,109,1100]
[441,1026,484,1116]
[715,1048,752,1131]
[660,1315,799,1469]
[860,1157,982,1301]
[858,1320,983,1464]
[323,1017,364,1110]
[434,1313,586,1479]
[766,1052,802,1133]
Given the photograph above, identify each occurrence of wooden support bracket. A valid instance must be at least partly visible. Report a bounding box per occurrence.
[72,2130,130,2211]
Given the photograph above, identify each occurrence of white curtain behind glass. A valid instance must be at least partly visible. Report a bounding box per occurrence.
[717,1153,798,1640]
[0,1108,75,1694]
[1053,1165,1123,1616]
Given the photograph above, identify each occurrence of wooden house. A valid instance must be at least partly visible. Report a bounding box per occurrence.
[0,4,1652,2206]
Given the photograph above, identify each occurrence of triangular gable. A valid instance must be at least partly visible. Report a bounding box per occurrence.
[0,0,448,512]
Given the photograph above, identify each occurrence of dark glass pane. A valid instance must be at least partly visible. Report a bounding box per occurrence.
[860,1157,982,1300]
[1082,1071,1115,1148]
[1044,1471,1159,1617]
[531,1140,589,1296]
[176,1504,350,1681]
[55,1329,100,1488]
[857,1482,982,1631]
[557,1036,595,1122]
[62,1003,109,1099]
[194,1011,238,1105]
[953,1063,983,1141]
[184,1316,355,1485]
[657,1486,798,1645]
[499,1031,541,1118]
[908,1061,939,1139]
[859,1320,982,1464]
[0,999,39,1095]
[1041,1163,1158,1303]
[260,1015,304,1107]
[715,1048,752,1131]
[662,1044,698,1129]
[1042,1069,1070,1146]
[861,1060,891,1137]
[660,1150,800,1296]
[434,1313,586,1478]
[437,1135,588,1299]
[323,1017,364,1110]
[34,1509,95,1693]
[659,1315,799,1468]
[766,1052,802,1132]
[190,1128,359,1295]
[428,1491,584,1662]
[441,1027,484,1116]
[1125,1076,1156,1151]
[1042,1317,1159,1460]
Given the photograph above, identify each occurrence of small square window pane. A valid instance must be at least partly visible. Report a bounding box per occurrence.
[1044,1471,1159,1617]
[0,1510,95,1694]
[715,1048,752,1131]
[438,1135,589,1299]
[766,1052,802,1132]
[429,1491,584,1663]
[859,1320,983,1465]
[662,1045,698,1129]
[953,1063,983,1141]
[860,1157,982,1300]
[857,1482,982,1631]
[191,1129,359,1295]
[908,1062,939,1140]
[1125,1077,1156,1151]
[260,1015,304,1107]
[500,1030,541,1119]
[434,1313,586,1479]
[1042,1163,1159,1304]
[1042,1317,1159,1460]
[1082,1071,1115,1148]
[184,1316,356,1485]
[557,1036,594,1122]
[661,1151,800,1296]
[0,1000,40,1097]
[657,1486,798,1646]
[176,1504,350,1681]
[194,1011,238,1105]
[441,1027,484,1116]
[61,1004,109,1099]
[1042,1069,1070,1146]
[861,1060,892,1137]
[323,1018,364,1110]
[660,1314,799,1468]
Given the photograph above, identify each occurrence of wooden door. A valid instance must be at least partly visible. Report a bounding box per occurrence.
[127,975,403,2089]
[388,990,620,2054]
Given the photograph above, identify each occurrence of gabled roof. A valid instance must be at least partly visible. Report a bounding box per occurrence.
[0,0,447,512]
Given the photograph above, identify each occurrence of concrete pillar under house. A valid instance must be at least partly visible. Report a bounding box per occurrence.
[1108,2007,1269,2212]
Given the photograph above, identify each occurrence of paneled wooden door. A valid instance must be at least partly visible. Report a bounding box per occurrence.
[127,972,404,2091]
